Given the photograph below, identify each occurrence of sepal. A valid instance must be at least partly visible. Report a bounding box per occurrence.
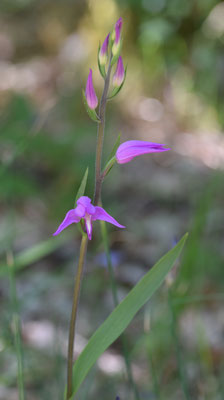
[82,90,100,123]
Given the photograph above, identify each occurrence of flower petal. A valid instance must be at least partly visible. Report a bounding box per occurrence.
[116,140,170,164]
[53,209,80,236]
[93,206,125,228]
[77,196,95,215]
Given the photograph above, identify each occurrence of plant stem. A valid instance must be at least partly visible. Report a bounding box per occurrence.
[94,59,112,206]
[100,221,140,400]
[7,251,25,400]
[94,53,140,399]
[67,234,88,400]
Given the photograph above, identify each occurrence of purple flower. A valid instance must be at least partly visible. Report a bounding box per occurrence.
[116,140,170,164]
[113,56,125,87]
[53,196,125,240]
[112,17,123,55]
[85,69,98,110]
[99,33,110,66]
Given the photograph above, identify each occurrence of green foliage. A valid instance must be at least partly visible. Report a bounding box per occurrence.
[75,168,89,204]
[70,233,188,397]
[0,237,68,277]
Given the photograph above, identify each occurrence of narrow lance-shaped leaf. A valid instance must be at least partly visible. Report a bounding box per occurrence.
[68,233,188,397]
[75,167,89,204]
[102,134,121,178]
[0,236,68,276]
[107,134,121,163]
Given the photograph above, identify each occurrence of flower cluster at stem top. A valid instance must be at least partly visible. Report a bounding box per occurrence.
[53,18,170,240]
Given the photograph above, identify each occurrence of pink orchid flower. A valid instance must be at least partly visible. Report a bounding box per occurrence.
[116,140,170,164]
[53,196,125,240]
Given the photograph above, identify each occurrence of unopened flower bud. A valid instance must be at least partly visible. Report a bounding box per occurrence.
[116,140,170,164]
[111,18,123,41]
[99,33,110,66]
[85,69,98,110]
[112,18,123,55]
[113,56,125,87]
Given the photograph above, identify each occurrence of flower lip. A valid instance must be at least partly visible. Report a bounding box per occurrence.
[116,140,170,164]
[85,69,98,110]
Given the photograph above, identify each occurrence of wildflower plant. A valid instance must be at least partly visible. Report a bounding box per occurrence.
[53,18,188,400]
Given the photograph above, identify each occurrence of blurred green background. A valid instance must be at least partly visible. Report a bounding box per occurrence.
[1,0,224,399]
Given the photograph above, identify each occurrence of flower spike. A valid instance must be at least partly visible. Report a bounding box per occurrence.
[116,140,170,164]
[53,196,125,240]
[113,56,125,87]
[85,69,98,110]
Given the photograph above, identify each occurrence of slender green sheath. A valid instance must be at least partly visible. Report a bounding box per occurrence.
[7,252,25,400]
[67,234,88,400]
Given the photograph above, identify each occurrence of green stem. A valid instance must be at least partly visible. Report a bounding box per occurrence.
[94,59,112,206]
[7,251,25,400]
[66,234,88,400]
[100,221,140,400]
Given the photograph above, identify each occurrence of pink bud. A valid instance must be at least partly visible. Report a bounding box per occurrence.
[113,56,125,87]
[112,18,123,55]
[99,33,110,66]
[85,69,98,110]
[115,18,123,33]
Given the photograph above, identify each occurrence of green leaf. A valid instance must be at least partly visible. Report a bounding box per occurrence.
[0,236,68,276]
[82,90,100,123]
[101,134,120,179]
[107,134,121,164]
[75,167,89,204]
[69,233,188,397]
